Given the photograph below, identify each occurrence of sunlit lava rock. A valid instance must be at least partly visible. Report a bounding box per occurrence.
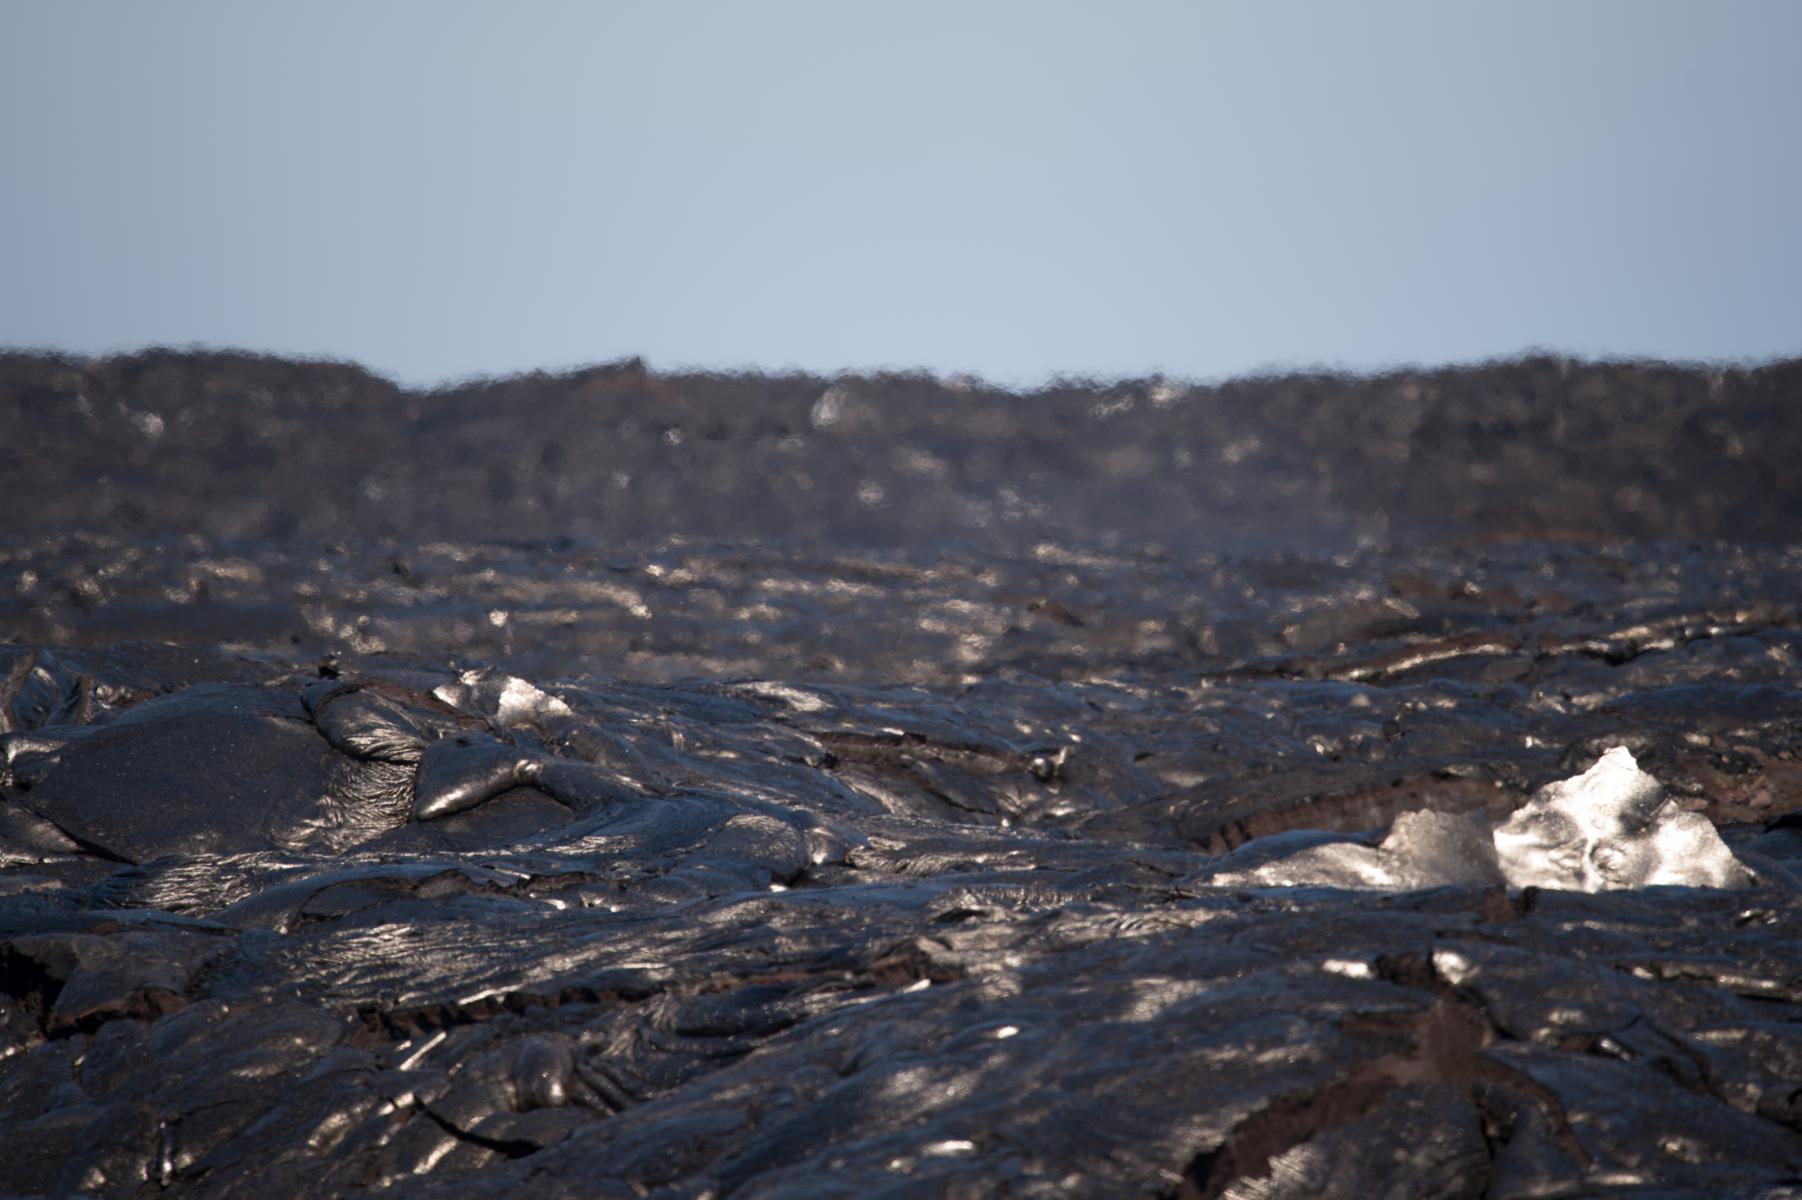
[1199,747,1755,894]
[1492,746,1753,891]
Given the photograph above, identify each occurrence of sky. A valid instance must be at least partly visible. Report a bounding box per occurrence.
[3,2,1799,388]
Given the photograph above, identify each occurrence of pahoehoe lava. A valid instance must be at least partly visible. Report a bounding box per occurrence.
[6,351,1802,1197]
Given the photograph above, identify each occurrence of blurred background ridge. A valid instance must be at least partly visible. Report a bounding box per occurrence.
[4,349,1800,553]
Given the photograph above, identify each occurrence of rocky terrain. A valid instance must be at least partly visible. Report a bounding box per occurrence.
[4,351,1802,1197]
[5,349,1801,552]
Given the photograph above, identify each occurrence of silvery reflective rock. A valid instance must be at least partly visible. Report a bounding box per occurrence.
[1492,746,1753,891]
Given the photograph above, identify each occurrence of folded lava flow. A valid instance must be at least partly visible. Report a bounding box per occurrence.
[6,353,1802,1197]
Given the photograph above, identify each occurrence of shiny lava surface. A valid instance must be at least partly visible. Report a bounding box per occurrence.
[5,351,1802,1198]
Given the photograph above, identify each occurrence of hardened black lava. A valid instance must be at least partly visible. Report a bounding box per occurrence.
[4,352,1802,1197]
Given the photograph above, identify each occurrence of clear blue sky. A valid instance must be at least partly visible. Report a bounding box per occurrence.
[3,2,1798,387]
